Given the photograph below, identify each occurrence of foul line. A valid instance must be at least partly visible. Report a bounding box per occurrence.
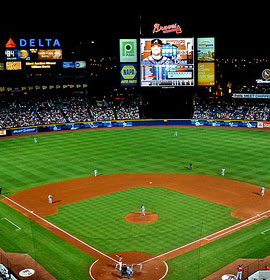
[1,195,118,264]
[139,210,270,265]
[1,217,21,231]
[261,228,270,235]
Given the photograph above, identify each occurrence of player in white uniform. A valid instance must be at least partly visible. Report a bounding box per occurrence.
[94,169,98,177]
[48,194,52,204]
[221,168,225,176]
[141,205,145,216]
[261,186,265,196]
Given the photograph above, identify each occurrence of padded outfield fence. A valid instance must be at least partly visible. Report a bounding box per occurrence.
[1,118,270,137]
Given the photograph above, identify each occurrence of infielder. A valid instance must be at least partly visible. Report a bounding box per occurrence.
[261,186,265,196]
[221,168,225,176]
[48,194,52,204]
[141,204,145,216]
[94,169,98,177]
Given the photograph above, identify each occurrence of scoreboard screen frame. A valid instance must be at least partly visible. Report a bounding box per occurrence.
[140,38,195,87]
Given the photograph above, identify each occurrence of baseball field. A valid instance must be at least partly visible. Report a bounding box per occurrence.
[1,126,270,279]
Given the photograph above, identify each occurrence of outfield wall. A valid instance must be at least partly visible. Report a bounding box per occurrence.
[1,119,270,137]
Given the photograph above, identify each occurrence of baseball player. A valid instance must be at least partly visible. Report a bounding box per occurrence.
[94,169,98,177]
[142,39,174,66]
[221,168,225,176]
[236,264,243,280]
[261,186,265,196]
[34,137,37,143]
[141,204,145,216]
[116,255,122,271]
[48,194,52,204]
[127,265,133,277]
[174,131,178,136]
[189,162,193,170]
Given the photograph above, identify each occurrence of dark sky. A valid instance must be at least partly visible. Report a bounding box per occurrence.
[0,5,268,58]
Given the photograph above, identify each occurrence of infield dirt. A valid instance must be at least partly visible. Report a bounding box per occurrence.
[2,173,270,279]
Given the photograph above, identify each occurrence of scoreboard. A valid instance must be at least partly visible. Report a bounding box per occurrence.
[140,38,194,87]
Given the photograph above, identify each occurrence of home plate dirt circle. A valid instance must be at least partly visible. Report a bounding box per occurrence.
[89,251,168,280]
[125,212,159,224]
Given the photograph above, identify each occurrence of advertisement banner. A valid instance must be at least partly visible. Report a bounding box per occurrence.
[120,64,137,86]
[197,62,215,86]
[38,49,62,60]
[0,130,6,136]
[119,39,137,62]
[62,61,86,69]
[191,120,257,128]
[12,127,37,135]
[257,122,270,128]
[6,61,22,70]
[197,38,215,62]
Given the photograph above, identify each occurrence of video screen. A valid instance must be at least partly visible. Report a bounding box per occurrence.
[140,38,194,87]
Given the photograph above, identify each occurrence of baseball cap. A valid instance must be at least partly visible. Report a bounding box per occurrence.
[151,39,162,46]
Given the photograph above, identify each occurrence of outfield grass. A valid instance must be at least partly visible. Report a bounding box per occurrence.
[1,127,270,279]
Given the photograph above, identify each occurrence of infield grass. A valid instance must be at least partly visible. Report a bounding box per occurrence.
[46,186,240,255]
[1,127,270,279]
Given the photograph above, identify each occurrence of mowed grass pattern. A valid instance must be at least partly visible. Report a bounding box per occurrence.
[46,187,240,255]
[1,127,270,280]
[1,128,270,195]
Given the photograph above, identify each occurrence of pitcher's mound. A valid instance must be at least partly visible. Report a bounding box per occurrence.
[125,212,159,224]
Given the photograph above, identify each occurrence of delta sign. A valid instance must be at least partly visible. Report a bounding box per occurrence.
[5,37,61,48]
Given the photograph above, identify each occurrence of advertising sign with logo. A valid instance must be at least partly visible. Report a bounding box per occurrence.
[197,62,215,86]
[6,61,22,70]
[5,49,30,60]
[152,23,182,34]
[197,38,215,62]
[257,122,270,128]
[38,49,62,60]
[119,39,137,62]
[63,61,86,69]
[120,63,137,86]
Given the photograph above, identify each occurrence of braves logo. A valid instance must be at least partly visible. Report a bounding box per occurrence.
[262,69,270,80]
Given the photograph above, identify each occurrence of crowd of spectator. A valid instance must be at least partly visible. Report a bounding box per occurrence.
[193,102,270,121]
[0,93,140,129]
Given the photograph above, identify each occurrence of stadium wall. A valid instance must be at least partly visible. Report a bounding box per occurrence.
[1,119,270,137]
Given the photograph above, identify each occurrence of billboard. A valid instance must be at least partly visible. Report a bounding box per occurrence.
[140,38,194,87]
[120,63,137,86]
[62,61,86,69]
[119,39,137,62]
[38,49,62,60]
[5,49,30,60]
[197,38,215,62]
[197,62,215,86]
[6,61,22,70]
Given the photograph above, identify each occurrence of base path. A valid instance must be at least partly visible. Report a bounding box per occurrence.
[2,173,270,279]
[4,173,270,220]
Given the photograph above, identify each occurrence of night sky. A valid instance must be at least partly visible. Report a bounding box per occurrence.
[0,5,268,58]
